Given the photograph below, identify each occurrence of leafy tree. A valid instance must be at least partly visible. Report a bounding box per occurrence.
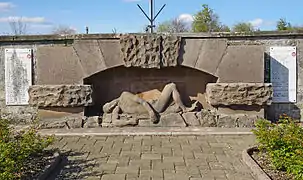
[157,18,190,33]
[276,18,292,31]
[192,4,228,32]
[232,22,254,33]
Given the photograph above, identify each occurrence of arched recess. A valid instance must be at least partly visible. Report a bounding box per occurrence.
[83,65,218,116]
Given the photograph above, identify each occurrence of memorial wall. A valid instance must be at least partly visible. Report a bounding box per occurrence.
[0,33,302,124]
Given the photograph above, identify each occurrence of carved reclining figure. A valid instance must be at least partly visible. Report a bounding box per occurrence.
[103,83,198,126]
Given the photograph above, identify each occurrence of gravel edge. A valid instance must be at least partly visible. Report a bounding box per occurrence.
[242,147,272,180]
[37,151,62,180]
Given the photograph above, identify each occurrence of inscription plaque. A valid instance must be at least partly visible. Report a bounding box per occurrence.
[270,46,296,103]
[5,48,32,105]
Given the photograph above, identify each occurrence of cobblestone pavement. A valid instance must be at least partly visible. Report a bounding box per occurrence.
[49,135,256,180]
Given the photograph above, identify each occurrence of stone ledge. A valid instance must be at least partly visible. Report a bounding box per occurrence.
[2,31,303,42]
[28,85,93,107]
[206,83,273,106]
[242,147,271,180]
[38,127,254,136]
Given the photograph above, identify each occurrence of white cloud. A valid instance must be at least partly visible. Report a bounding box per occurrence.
[249,18,275,28]
[0,16,46,23]
[0,2,15,11]
[178,14,194,23]
[249,18,263,27]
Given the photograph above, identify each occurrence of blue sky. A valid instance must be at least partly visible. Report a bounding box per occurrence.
[0,0,302,34]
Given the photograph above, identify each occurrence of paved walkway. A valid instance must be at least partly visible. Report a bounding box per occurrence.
[48,134,256,180]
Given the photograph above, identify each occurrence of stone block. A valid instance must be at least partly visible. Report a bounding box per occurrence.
[98,40,124,69]
[182,112,200,126]
[217,114,237,128]
[39,120,67,129]
[66,117,83,129]
[181,39,205,68]
[206,83,273,106]
[216,45,265,82]
[196,110,217,127]
[36,46,84,84]
[37,107,84,119]
[39,115,84,129]
[217,106,264,117]
[0,106,37,124]
[119,34,180,68]
[101,113,112,124]
[28,85,93,107]
[73,40,107,77]
[159,113,187,127]
[84,116,100,128]
[237,115,257,128]
[195,39,227,75]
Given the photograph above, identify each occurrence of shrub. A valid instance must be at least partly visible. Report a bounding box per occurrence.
[0,119,54,180]
[252,115,303,180]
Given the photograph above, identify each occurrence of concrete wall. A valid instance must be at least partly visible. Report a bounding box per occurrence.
[0,33,303,123]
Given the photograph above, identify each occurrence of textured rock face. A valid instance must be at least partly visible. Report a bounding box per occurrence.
[182,112,200,126]
[84,116,101,128]
[120,34,181,68]
[28,85,93,107]
[206,83,273,106]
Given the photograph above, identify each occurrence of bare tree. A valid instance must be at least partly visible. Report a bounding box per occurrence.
[157,17,190,33]
[52,25,76,35]
[9,17,27,35]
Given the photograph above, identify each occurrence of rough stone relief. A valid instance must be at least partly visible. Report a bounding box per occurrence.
[120,34,181,68]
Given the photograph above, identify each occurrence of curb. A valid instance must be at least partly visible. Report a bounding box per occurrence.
[37,151,62,180]
[242,147,271,180]
[38,127,254,136]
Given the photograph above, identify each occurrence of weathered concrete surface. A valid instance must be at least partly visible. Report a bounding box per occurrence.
[98,39,124,69]
[195,39,227,76]
[120,34,180,68]
[206,83,273,106]
[28,85,93,107]
[216,45,265,83]
[73,40,107,77]
[36,46,85,84]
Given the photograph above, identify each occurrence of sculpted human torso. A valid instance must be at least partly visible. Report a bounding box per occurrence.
[103,83,197,126]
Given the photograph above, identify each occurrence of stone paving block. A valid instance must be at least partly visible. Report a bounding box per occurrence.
[164,172,191,180]
[163,156,184,163]
[120,151,141,159]
[116,166,140,175]
[200,170,227,179]
[140,169,163,178]
[152,161,175,170]
[101,174,126,180]
[141,153,162,160]
[225,171,254,180]
[52,135,256,179]
[129,159,151,170]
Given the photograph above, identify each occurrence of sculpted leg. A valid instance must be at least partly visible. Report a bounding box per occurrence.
[154,83,197,113]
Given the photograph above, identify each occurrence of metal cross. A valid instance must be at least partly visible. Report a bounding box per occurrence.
[137,0,166,33]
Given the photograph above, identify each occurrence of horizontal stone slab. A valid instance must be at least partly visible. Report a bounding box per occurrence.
[28,85,93,107]
[206,83,273,106]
